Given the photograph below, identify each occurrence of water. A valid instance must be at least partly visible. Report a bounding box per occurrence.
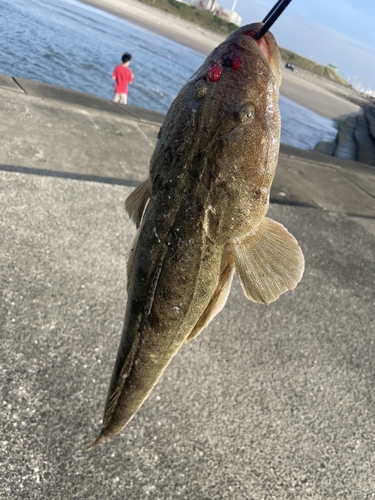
[0,0,337,150]
[279,94,337,150]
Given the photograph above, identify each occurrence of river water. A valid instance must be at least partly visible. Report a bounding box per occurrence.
[0,0,337,150]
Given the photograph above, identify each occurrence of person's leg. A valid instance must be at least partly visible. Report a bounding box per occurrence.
[114,93,121,103]
[120,93,128,105]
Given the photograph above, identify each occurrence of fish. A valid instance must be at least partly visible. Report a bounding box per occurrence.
[91,22,304,446]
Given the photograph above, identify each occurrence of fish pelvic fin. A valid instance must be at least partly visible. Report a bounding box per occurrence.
[185,248,234,343]
[125,178,151,227]
[233,217,304,304]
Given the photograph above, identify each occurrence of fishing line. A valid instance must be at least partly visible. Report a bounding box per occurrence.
[254,0,293,40]
[133,40,171,78]
[133,53,157,78]
[129,39,173,98]
[133,0,293,83]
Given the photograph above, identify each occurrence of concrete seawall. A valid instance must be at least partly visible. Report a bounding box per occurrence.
[282,66,375,166]
[1,74,375,498]
[315,104,375,166]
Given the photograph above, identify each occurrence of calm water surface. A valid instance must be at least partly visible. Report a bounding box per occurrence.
[0,0,337,150]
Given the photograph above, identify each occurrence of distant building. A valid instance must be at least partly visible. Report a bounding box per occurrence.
[189,0,219,12]
[217,7,242,26]
[176,0,242,27]
[328,64,338,73]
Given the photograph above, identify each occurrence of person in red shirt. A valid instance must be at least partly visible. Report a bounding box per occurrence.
[112,53,134,105]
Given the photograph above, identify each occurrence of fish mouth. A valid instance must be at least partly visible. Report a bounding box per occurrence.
[247,30,271,63]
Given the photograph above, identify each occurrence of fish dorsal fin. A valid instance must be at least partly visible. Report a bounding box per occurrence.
[233,217,304,304]
[125,178,151,227]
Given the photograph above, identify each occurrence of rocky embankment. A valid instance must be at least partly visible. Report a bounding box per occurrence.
[281,65,375,167]
[315,104,375,166]
[306,72,375,167]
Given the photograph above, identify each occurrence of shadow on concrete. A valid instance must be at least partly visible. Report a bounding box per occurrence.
[0,164,141,188]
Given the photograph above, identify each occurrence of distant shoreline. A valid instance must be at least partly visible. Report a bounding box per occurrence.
[77,0,363,121]
[77,0,223,56]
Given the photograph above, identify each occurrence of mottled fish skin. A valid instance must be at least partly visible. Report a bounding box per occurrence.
[91,22,304,446]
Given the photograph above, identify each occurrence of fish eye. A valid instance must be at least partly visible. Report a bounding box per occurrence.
[235,104,255,122]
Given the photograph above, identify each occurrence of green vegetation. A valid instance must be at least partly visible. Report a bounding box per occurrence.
[136,0,238,34]
[136,1,350,87]
[279,47,351,87]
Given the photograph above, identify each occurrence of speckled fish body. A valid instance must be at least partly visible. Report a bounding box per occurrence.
[92,22,304,446]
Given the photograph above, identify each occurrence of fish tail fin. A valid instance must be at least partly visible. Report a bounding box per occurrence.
[233,217,304,304]
[88,332,141,448]
[125,178,151,227]
[86,432,108,450]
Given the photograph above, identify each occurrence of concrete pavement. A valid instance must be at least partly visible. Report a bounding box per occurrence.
[1,75,375,499]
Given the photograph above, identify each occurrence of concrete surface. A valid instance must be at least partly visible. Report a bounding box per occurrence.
[1,75,375,499]
[0,77,163,183]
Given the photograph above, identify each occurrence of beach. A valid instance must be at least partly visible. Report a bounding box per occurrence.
[78,0,364,120]
[78,0,224,55]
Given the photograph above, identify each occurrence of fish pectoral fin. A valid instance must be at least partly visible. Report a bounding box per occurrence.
[125,178,151,227]
[233,217,304,305]
[185,252,234,343]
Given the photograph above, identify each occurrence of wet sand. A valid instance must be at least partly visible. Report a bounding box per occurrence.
[78,0,363,120]
[280,67,362,119]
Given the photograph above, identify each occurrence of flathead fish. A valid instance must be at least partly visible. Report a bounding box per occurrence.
[92,22,304,446]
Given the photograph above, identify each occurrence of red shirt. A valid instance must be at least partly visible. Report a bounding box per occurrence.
[112,65,134,94]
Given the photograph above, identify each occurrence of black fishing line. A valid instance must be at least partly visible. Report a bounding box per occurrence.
[254,0,293,40]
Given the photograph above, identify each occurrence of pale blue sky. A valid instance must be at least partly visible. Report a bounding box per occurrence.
[220,0,375,91]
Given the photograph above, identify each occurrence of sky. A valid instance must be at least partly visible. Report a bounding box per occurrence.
[219,0,375,92]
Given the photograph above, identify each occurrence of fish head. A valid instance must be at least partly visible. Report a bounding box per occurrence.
[202,22,282,88]
[150,23,283,232]
[189,22,282,145]
[178,23,283,232]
